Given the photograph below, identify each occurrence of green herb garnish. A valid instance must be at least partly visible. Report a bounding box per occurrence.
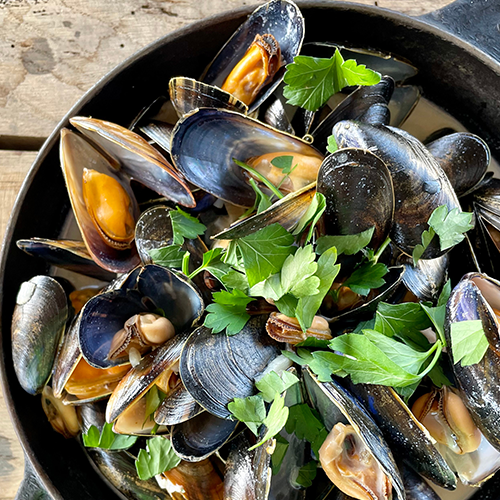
[135,436,181,480]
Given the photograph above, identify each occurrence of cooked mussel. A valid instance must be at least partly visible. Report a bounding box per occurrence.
[303,369,405,500]
[445,273,500,453]
[79,265,204,368]
[170,109,323,206]
[12,276,68,395]
[202,0,304,113]
[333,121,461,258]
[317,148,394,250]
[179,315,281,419]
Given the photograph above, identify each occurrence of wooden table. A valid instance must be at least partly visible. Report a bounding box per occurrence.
[0,0,454,497]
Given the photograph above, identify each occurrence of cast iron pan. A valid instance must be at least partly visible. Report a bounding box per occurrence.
[2,0,500,498]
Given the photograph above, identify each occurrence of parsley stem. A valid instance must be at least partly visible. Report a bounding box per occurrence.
[182,251,190,276]
[372,236,391,264]
[276,163,299,189]
[233,158,284,200]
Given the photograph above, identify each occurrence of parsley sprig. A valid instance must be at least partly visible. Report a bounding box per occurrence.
[283,49,381,112]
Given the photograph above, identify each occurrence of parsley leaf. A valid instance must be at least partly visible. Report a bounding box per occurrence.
[237,224,295,287]
[271,435,289,475]
[412,227,435,265]
[295,461,318,488]
[316,227,375,256]
[285,403,328,457]
[228,395,266,436]
[221,270,250,293]
[169,207,206,245]
[135,437,181,480]
[188,247,231,280]
[255,370,299,403]
[374,302,432,339]
[148,245,184,269]
[342,261,388,296]
[296,247,340,332]
[283,50,381,112]
[82,422,137,450]
[249,393,289,450]
[144,385,167,427]
[204,289,254,335]
[271,155,295,174]
[292,193,327,243]
[244,178,273,217]
[429,205,474,251]
[450,320,489,366]
[327,135,338,154]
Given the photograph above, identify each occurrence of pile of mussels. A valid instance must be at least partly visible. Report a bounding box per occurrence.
[11,0,500,499]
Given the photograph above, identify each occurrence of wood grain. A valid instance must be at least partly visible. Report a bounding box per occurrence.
[0,0,455,498]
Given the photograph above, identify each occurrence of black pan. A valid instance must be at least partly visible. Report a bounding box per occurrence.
[2,0,500,498]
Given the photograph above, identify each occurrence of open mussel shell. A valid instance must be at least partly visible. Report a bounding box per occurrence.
[427,132,490,197]
[171,108,323,206]
[169,77,248,117]
[400,463,441,500]
[202,0,304,113]
[334,121,461,258]
[260,94,295,135]
[70,116,195,208]
[154,382,203,426]
[303,369,405,500]
[214,183,315,240]
[171,411,238,462]
[180,316,281,419]
[344,382,457,490]
[16,238,116,282]
[445,272,500,452]
[317,148,394,250]
[79,265,204,368]
[106,330,190,424]
[60,129,141,273]
[311,76,395,153]
[139,120,174,155]
[397,253,449,302]
[388,86,421,128]
[12,276,68,395]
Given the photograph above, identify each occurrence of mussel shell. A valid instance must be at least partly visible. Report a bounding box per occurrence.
[445,272,500,452]
[311,76,395,153]
[324,265,405,326]
[171,411,238,462]
[70,116,195,208]
[260,94,295,135]
[202,0,305,113]
[473,177,500,216]
[344,382,457,490]
[179,316,281,419]
[53,313,82,398]
[16,238,116,282]
[139,120,174,154]
[401,463,441,500]
[317,148,394,250]
[169,77,248,117]
[303,369,405,500]
[333,121,461,258]
[171,108,322,207]
[60,129,141,274]
[154,382,203,426]
[12,276,68,395]
[87,449,169,499]
[106,330,190,423]
[427,132,490,197]
[388,85,421,128]
[79,265,204,368]
[398,253,449,302]
[213,183,316,240]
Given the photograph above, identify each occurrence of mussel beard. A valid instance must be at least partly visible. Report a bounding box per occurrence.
[221,33,281,106]
[319,423,392,500]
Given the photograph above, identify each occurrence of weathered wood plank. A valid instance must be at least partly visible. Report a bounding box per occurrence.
[0,151,37,500]
[0,0,454,141]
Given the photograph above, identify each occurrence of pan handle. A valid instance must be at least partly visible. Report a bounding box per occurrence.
[15,458,50,500]
[419,0,500,62]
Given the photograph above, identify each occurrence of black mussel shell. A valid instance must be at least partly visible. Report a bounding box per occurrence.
[317,148,394,250]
